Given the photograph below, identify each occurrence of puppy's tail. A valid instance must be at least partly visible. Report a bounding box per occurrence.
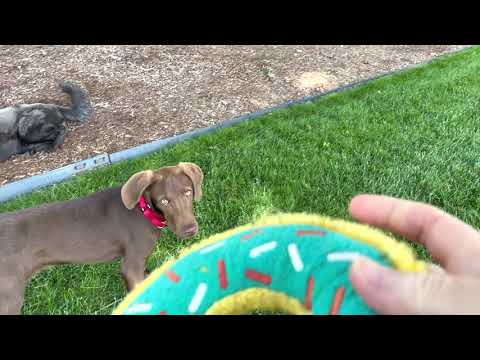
[58,81,94,123]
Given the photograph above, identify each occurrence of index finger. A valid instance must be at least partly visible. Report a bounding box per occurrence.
[349,194,480,275]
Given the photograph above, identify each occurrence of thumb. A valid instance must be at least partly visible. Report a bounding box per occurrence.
[349,257,480,315]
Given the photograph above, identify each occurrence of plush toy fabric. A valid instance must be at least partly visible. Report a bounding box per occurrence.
[113,213,426,315]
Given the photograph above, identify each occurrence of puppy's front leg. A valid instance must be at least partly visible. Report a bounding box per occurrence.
[121,254,148,292]
[52,126,67,149]
[0,138,21,161]
[121,238,157,292]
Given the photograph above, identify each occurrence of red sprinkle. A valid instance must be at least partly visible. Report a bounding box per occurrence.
[297,230,326,237]
[241,229,264,241]
[305,276,315,310]
[329,287,346,315]
[245,269,272,285]
[158,311,167,315]
[166,271,181,283]
[218,259,228,289]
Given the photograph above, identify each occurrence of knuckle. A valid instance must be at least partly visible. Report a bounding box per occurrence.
[413,274,449,314]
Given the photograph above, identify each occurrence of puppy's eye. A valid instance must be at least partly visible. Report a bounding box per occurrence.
[185,190,192,197]
[161,199,169,206]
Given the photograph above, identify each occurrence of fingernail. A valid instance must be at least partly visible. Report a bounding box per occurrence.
[353,257,385,289]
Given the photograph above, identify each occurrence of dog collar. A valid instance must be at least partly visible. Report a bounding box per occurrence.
[138,195,167,229]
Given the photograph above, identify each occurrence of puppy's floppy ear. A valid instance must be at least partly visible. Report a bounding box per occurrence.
[178,162,204,201]
[121,170,156,209]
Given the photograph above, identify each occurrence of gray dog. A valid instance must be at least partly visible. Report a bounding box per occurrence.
[0,81,93,162]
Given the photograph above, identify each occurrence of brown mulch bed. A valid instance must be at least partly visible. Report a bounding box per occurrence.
[0,45,470,186]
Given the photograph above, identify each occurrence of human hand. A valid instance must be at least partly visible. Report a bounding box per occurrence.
[348,194,480,315]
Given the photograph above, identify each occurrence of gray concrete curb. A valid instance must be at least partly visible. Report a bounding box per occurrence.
[0,47,473,203]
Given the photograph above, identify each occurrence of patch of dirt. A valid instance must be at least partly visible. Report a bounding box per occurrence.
[0,45,470,185]
[296,71,334,90]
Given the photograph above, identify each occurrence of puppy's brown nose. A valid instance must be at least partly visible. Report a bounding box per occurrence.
[182,224,198,237]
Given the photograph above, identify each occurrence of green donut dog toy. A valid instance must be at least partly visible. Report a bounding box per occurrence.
[113,213,426,315]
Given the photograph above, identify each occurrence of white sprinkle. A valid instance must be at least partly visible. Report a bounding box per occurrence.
[199,241,225,254]
[327,252,360,262]
[125,303,152,314]
[288,243,304,272]
[249,241,278,258]
[188,283,208,314]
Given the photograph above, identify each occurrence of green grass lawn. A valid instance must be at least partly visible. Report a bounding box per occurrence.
[2,47,480,315]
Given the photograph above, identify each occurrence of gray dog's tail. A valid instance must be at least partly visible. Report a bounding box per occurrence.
[58,81,93,123]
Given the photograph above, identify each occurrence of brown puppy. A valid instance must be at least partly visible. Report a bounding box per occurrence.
[0,162,204,314]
